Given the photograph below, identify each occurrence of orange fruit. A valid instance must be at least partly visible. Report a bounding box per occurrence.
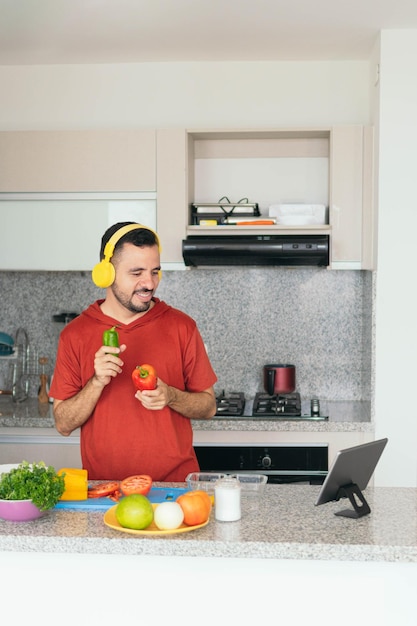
[176,490,212,526]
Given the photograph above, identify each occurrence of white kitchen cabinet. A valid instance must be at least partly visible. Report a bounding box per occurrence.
[0,129,160,271]
[330,125,376,269]
[0,192,157,271]
[0,128,187,269]
[182,126,375,270]
[0,428,82,468]
[156,129,189,266]
[192,429,374,469]
[0,130,156,192]
[0,126,375,270]
[0,428,373,486]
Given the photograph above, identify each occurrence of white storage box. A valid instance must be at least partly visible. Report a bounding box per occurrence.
[269,204,327,225]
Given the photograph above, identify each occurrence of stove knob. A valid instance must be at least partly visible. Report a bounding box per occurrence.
[311,398,320,416]
[261,454,272,468]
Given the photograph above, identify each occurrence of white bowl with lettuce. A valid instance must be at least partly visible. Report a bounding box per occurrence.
[0,462,65,521]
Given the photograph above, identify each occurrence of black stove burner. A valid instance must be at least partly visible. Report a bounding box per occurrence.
[215,391,245,416]
[215,391,328,420]
[252,392,302,417]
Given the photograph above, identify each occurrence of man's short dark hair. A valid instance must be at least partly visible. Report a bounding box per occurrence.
[100,222,158,260]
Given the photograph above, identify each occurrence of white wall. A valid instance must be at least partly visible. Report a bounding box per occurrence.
[0,61,369,129]
[374,31,417,486]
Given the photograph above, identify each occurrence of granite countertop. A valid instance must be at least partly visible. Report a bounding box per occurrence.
[0,397,373,433]
[1,484,416,563]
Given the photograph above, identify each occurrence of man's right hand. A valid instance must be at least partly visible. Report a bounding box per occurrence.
[93,344,126,386]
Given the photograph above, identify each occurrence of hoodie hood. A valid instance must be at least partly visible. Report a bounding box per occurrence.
[81,298,171,334]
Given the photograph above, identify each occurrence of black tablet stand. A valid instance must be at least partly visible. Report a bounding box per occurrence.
[334,483,371,518]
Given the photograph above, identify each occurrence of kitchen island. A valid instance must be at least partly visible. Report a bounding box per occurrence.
[1,484,416,626]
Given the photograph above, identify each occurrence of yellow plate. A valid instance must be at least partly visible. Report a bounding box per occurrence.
[103,504,210,536]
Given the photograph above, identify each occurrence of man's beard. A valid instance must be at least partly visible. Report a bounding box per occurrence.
[111,285,153,314]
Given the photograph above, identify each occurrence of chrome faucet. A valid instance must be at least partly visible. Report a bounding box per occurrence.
[15,327,28,363]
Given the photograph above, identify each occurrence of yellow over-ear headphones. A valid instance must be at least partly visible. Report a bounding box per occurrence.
[92,223,161,288]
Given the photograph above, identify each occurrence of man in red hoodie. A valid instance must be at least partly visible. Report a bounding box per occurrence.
[50,222,217,481]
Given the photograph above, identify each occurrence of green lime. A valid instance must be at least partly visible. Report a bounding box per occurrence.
[115,494,154,530]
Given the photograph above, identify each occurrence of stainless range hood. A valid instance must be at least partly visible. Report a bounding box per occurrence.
[182,234,329,267]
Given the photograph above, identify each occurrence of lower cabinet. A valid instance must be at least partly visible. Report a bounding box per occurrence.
[0,428,82,468]
[0,427,373,473]
[193,429,374,470]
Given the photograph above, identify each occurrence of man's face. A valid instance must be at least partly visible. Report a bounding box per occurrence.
[110,242,161,314]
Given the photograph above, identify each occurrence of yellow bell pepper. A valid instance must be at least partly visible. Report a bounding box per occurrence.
[58,468,88,501]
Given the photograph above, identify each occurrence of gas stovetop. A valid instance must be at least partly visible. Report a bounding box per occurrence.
[216,392,246,416]
[253,392,302,417]
[215,391,328,420]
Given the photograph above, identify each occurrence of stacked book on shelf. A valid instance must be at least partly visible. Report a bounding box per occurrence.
[192,198,269,225]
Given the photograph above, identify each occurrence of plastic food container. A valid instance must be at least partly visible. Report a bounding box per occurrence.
[185,472,226,494]
[229,474,268,496]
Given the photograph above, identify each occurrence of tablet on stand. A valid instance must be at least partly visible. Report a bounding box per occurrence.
[315,438,388,518]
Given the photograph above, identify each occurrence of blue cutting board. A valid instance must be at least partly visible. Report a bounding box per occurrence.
[55,486,188,511]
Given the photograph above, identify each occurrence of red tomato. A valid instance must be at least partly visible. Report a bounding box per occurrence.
[132,364,157,391]
[120,474,153,497]
[88,481,120,499]
[176,490,212,526]
[109,489,123,502]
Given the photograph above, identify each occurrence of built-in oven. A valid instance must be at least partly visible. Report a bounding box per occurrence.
[193,442,328,484]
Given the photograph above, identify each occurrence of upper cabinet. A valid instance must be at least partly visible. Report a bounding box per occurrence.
[0,126,376,270]
[156,129,189,268]
[181,126,376,270]
[0,130,156,192]
[0,192,157,271]
[0,130,157,271]
[330,126,376,270]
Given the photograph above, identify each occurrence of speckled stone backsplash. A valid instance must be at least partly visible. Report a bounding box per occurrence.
[0,268,373,401]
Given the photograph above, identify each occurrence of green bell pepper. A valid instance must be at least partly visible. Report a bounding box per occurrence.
[103,326,119,356]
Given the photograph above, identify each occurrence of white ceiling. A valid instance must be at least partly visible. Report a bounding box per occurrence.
[1,0,417,65]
